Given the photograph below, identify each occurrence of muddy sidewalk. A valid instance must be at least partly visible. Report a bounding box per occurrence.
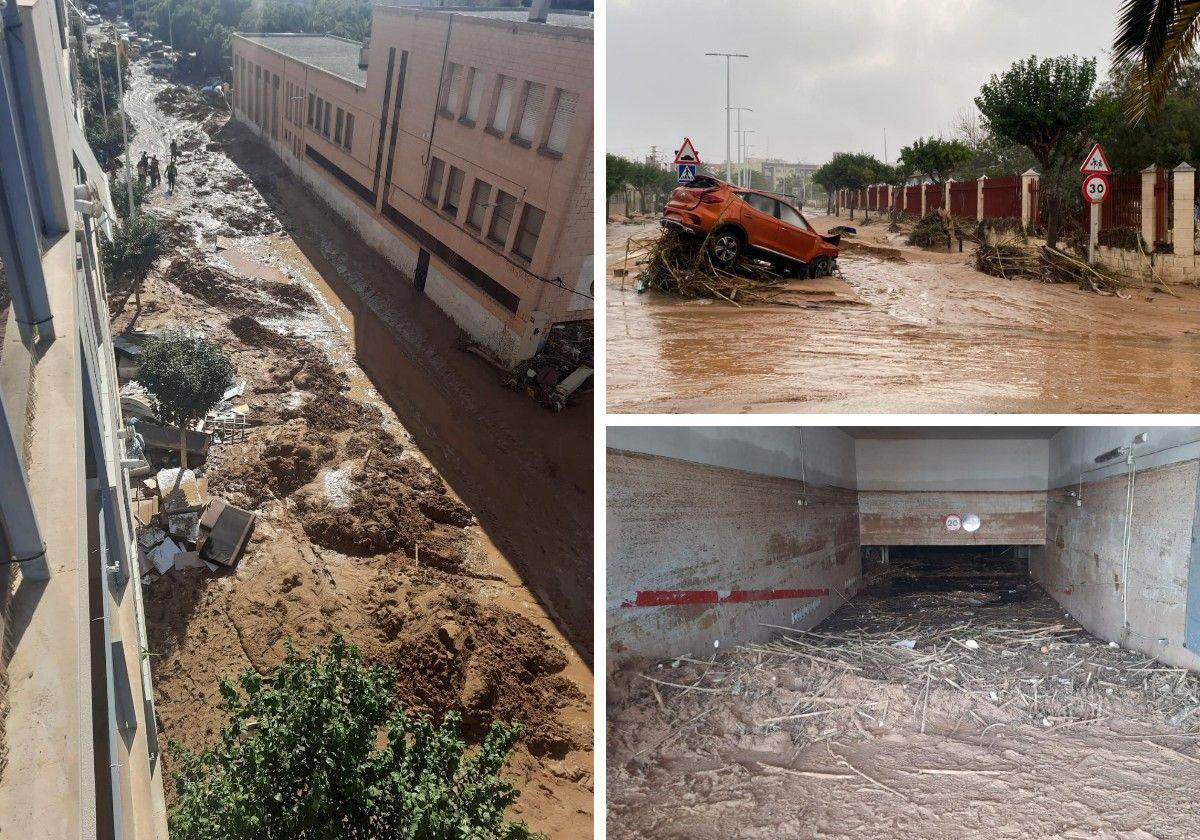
[114,63,592,836]
[606,218,1200,413]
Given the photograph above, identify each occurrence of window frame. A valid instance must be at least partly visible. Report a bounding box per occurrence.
[442,165,465,218]
[487,189,517,247]
[465,178,491,232]
[424,158,445,205]
[512,203,545,262]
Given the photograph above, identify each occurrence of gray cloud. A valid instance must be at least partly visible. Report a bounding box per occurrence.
[607,0,1121,166]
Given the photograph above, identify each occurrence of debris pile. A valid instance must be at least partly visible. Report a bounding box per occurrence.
[630,229,798,305]
[975,240,1132,294]
[504,320,593,411]
[153,85,217,122]
[612,584,1200,772]
[907,210,967,249]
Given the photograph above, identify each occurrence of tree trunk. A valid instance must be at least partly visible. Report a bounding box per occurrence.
[179,423,188,474]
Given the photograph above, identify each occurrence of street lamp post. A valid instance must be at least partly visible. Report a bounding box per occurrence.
[730,106,752,186]
[705,51,747,184]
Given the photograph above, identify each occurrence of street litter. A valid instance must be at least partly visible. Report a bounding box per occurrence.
[196,498,256,569]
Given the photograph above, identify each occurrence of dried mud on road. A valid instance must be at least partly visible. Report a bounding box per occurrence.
[607,217,1200,413]
[115,68,592,835]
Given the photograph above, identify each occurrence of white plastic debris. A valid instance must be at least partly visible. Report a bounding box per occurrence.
[891,639,917,650]
[1109,641,1120,648]
[963,639,980,650]
[713,639,720,649]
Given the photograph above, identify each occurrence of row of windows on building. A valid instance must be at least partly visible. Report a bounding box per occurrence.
[424,156,544,263]
[438,63,577,158]
[236,54,280,141]
[306,92,354,151]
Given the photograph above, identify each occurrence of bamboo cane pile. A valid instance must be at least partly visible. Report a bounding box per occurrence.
[632,228,803,307]
[975,239,1132,294]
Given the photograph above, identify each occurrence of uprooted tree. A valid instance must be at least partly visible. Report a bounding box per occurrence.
[975,55,1100,248]
[138,330,234,473]
[168,634,540,840]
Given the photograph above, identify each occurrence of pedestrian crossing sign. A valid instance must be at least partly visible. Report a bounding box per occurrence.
[677,163,697,184]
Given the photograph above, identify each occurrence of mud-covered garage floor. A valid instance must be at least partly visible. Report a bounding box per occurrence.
[115,64,591,835]
[606,217,1200,414]
[607,551,1200,839]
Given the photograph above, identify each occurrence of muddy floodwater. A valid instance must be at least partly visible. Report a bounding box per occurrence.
[607,218,1200,413]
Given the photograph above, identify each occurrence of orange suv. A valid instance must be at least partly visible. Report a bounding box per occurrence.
[661,176,840,277]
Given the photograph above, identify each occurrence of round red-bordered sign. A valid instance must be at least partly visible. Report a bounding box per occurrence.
[1082,173,1109,204]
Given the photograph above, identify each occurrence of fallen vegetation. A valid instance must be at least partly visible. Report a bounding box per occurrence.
[975,239,1133,294]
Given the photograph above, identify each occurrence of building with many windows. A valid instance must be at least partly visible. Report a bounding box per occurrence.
[230,0,593,363]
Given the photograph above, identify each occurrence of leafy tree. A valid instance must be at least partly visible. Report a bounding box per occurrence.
[110,173,153,219]
[813,152,889,215]
[138,330,234,472]
[1112,0,1200,121]
[898,136,972,184]
[169,635,539,840]
[975,55,1100,247]
[1092,56,1200,172]
[101,213,168,295]
[605,153,633,212]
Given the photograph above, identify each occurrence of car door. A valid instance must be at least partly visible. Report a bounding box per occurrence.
[775,200,820,263]
[737,192,780,253]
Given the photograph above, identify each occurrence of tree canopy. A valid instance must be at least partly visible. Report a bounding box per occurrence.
[138,330,234,435]
[169,635,538,840]
[975,55,1100,245]
[898,137,972,184]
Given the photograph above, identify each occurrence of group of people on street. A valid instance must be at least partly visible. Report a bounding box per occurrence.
[135,138,179,193]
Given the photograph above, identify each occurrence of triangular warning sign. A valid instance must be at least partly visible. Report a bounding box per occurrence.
[1080,142,1111,174]
[674,137,700,165]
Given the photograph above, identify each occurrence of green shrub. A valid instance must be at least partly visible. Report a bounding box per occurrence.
[100,212,167,283]
[110,173,152,219]
[168,635,538,840]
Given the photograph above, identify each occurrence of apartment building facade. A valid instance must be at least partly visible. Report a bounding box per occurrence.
[0,0,166,835]
[230,1,593,363]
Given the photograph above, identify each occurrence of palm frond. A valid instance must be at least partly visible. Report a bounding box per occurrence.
[1118,0,1200,121]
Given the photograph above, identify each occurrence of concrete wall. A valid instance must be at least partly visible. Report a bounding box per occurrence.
[607,428,859,665]
[1033,427,1200,669]
[856,437,1049,546]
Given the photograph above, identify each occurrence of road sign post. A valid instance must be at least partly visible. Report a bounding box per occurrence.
[674,137,701,185]
[1080,144,1112,266]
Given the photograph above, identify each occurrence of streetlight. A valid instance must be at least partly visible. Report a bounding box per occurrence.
[705,51,748,183]
[730,106,752,186]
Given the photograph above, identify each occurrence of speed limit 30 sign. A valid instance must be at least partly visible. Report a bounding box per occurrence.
[1082,173,1109,204]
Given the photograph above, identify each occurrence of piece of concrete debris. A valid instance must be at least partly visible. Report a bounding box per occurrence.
[222,379,246,401]
[173,550,207,570]
[197,497,256,569]
[149,535,183,574]
[137,525,167,550]
[167,511,200,544]
[215,235,233,251]
[138,421,212,458]
[157,467,206,511]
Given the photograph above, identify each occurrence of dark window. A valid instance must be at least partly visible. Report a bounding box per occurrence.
[513,203,544,261]
[424,158,445,204]
[343,113,354,149]
[334,108,344,144]
[323,101,331,136]
[307,93,315,127]
[488,190,516,246]
[442,166,464,216]
[466,179,490,231]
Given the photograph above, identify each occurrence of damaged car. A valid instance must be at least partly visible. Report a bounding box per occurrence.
[661,176,840,277]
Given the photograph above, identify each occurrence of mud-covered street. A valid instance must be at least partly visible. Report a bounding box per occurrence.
[607,217,1200,413]
[115,60,592,836]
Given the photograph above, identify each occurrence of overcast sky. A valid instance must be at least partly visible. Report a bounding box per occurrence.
[607,0,1123,167]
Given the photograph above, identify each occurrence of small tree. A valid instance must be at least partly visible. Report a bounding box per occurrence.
[138,330,234,472]
[975,55,1100,247]
[899,136,972,185]
[168,635,539,840]
[605,153,633,214]
[100,213,168,309]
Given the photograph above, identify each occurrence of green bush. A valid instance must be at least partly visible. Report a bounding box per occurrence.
[100,212,168,283]
[110,173,153,219]
[168,635,538,840]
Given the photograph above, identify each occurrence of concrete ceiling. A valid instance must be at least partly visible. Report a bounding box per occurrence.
[840,427,1061,440]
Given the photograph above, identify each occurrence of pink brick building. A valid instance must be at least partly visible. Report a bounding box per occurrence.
[230,2,593,363]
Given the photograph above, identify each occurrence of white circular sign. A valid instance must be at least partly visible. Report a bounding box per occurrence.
[962,514,981,533]
[945,514,962,532]
[1082,173,1109,204]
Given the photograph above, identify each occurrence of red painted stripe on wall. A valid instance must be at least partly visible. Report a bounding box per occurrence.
[622,588,829,608]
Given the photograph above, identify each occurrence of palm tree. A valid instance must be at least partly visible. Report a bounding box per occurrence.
[1113,0,1200,120]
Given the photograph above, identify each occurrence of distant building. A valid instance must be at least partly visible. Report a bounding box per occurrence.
[230,0,593,363]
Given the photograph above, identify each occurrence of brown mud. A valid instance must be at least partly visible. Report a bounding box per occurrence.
[607,218,1200,413]
[116,63,592,836]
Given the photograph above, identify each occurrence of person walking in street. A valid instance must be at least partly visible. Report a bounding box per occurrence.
[170,138,178,161]
[166,160,178,193]
[136,151,148,185]
[149,155,161,188]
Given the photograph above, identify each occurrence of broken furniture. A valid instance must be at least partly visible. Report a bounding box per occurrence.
[196,498,256,569]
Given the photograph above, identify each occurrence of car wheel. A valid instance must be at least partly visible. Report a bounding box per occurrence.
[710,229,742,267]
[808,256,831,278]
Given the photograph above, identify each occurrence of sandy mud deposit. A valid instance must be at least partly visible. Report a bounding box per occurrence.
[115,64,592,835]
[607,217,1200,413]
[608,583,1200,840]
